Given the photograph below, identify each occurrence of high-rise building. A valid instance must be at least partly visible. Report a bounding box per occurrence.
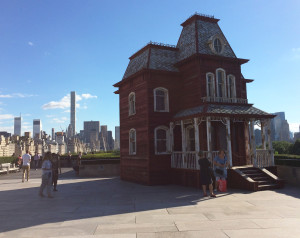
[107,131,114,150]
[100,125,108,151]
[14,117,21,136]
[83,121,100,143]
[52,128,55,141]
[33,119,42,139]
[114,126,120,150]
[70,91,76,137]
[271,112,290,142]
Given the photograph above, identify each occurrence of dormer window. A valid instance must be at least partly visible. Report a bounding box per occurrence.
[214,38,222,53]
[128,92,135,116]
[209,35,224,55]
[216,68,226,98]
[154,87,169,112]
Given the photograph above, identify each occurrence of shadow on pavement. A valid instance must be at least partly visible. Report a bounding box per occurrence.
[0,168,298,233]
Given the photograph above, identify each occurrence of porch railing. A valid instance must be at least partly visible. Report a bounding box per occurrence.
[201,97,248,104]
[171,151,220,170]
[255,149,274,168]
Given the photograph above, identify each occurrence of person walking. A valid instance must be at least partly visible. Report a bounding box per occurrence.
[39,152,53,198]
[198,151,216,198]
[21,150,31,182]
[33,152,40,170]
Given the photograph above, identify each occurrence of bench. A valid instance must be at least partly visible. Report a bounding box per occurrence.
[0,163,19,174]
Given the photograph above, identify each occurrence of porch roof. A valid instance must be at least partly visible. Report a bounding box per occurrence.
[174,104,274,120]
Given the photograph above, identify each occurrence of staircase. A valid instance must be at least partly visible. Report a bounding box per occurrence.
[228,166,284,191]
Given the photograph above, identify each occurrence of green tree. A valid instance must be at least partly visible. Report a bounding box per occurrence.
[272,141,292,154]
[290,139,300,155]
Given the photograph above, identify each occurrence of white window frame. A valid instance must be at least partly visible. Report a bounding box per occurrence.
[206,72,215,98]
[216,68,227,98]
[128,92,136,116]
[129,128,136,155]
[227,74,236,99]
[153,87,169,112]
[186,125,196,152]
[154,126,170,154]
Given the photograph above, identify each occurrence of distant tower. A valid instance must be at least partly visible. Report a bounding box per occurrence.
[33,119,42,139]
[52,128,55,141]
[114,126,120,150]
[14,117,21,136]
[70,91,76,137]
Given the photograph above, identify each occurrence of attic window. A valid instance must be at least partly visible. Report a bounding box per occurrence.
[214,38,222,53]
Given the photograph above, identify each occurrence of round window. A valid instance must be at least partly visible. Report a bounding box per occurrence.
[213,38,222,53]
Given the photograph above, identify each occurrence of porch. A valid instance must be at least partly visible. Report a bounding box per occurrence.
[169,114,275,170]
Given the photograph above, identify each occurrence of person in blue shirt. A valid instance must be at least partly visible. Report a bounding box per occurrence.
[213,150,228,186]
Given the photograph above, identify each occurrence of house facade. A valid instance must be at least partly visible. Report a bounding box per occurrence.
[114,14,276,187]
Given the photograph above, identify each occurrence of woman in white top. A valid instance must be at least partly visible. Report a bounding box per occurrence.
[39,152,53,198]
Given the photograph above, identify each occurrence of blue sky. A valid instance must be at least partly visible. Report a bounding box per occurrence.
[0,0,299,137]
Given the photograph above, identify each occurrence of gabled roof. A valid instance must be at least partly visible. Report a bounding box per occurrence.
[174,104,274,120]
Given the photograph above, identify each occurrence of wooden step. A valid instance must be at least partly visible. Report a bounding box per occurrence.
[258,184,279,191]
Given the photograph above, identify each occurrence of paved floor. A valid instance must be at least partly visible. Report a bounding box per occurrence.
[1,168,300,238]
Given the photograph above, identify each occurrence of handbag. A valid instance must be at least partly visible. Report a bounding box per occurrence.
[218,179,227,192]
[215,168,224,176]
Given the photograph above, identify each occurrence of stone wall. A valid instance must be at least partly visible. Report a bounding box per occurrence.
[277,165,300,186]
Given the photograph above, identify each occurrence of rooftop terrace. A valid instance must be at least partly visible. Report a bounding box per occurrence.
[1,168,300,237]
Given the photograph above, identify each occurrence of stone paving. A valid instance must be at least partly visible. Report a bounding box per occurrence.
[1,168,300,238]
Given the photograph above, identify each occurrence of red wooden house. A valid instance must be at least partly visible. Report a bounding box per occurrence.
[114,14,283,191]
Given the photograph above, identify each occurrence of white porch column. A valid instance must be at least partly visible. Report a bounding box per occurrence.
[226,117,233,168]
[169,122,174,152]
[169,122,174,168]
[194,118,200,169]
[181,120,186,168]
[250,119,257,167]
[206,117,212,161]
[267,119,274,166]
[261,120,267,150]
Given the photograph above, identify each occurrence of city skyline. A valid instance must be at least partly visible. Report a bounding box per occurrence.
[0,0,299,135]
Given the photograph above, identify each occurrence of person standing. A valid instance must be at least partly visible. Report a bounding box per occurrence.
[51,153,59,191]
[39,152,53,198]
[213,150,228,190]
[198,151,216,198]
[22,150,31,182]
[33,152,40,170]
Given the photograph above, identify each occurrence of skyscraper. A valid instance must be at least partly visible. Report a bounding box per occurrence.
[14,117,21,136]
[83,121,100,143]
[70,91,76,137]
[33,119,42,139]
[114,126,120,150]
[52,128,55,141]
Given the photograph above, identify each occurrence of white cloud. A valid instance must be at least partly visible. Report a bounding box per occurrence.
[43,93,97,110]
[291,48,300,60]
[81,94,97,99]
[0,126,13,133]
[290,123,300,133]
[0,114,14,120]
[0,94,13,98]
[42,95,70,110]
[28,41,34,46]
[46,115,55,118]
[0,93,36,98]
[52,117,68,124]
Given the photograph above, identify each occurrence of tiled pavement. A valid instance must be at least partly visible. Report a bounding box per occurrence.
[1,168,300,238]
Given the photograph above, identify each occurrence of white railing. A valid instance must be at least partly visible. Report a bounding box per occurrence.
[201,97,248,104]
[171,151,220,170]
[255,149,274,168]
